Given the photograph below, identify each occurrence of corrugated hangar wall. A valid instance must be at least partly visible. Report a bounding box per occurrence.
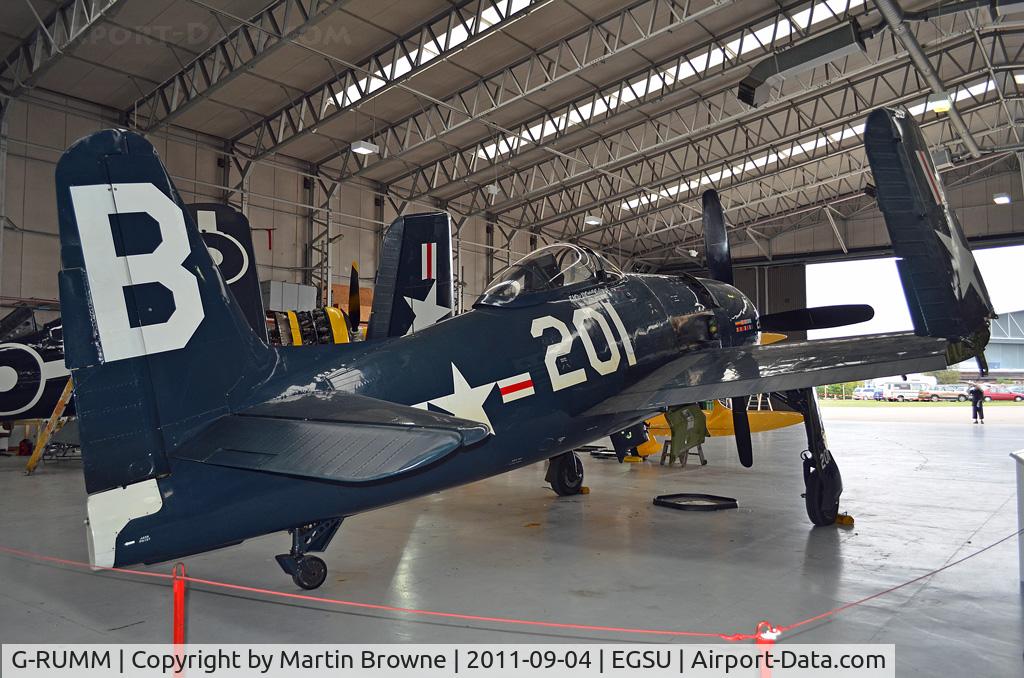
[732,265,809,340]
[0,93,524,314]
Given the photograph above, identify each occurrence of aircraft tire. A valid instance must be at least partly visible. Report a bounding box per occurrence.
[549,452,584,496]
[292,555,328,590]
[804,458,841,527]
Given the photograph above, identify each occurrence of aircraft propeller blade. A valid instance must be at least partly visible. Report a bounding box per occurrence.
[731,396,753,468]
[703,190,752,467]
[702,190,733,285]
[758,304,874,332]
[348,262,361,332]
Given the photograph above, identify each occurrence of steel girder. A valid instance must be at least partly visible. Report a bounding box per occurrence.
[596,94,1021,256]
[619,100,1021,259]
[483,24,1020,245]
[0,0,124,99]
[448,19,976,229]
[312,0,729,178]
[230,0,548,164]
[388,0,872,207]
[129,0,345,132]
[309,176,341,302]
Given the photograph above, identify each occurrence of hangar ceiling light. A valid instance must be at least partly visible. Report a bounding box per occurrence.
[993,193,1012,205]
[584,215,602,226]
[1014,72,1024,85]
[927,92,952,114]
[478,0,868,160]
[620,78,996,211]
[351,140,379,155]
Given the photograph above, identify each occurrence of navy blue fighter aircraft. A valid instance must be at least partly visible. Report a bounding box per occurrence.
[55,106,994,589]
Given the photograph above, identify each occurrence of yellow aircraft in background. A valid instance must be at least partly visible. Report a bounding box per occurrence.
[635,332,803,458]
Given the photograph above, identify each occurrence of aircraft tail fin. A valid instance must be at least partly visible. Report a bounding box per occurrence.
[55,130,276,502]
[186,203,267,342]
[864,108,996,367]
[367,213,454,339]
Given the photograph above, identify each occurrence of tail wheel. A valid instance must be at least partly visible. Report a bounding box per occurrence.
[547,452,584,496]
[292,556,327,590]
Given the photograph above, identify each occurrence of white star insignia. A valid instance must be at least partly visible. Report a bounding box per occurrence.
[935,221,983,302]
[413,364,495,431]
[404,281,451,335]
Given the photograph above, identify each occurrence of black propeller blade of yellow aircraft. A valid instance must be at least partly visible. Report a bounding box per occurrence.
[348,261,361,332]
[731,395,753,468]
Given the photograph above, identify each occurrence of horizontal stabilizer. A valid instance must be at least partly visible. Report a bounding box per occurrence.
[174,392,489,484]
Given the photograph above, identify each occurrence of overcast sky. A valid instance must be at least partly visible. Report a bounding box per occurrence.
[806,244,1024,339]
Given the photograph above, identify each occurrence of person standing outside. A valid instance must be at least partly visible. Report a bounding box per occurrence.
[968,383,985,424]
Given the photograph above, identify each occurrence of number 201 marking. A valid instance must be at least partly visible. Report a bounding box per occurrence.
[530,302,638,392]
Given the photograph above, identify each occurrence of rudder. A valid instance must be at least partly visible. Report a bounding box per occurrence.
[367,212,454,338]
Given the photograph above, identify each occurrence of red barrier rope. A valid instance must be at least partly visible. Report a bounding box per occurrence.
[775,527,1023,635]
[1,528,1019,644]
[179,573,753,641]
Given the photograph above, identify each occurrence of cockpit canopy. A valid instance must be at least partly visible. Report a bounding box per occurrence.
[476,244,623,308]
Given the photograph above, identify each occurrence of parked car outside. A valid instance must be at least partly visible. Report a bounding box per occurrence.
[882,382,930,401]
[918,384,968,402]
[852,387,876,400]
[984,386,1024,402]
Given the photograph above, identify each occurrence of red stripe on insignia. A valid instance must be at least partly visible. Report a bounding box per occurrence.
[427,242,433,279]
[499,379,533,396]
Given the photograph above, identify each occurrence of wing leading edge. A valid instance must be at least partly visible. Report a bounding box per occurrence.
[173,392,490,484]
[588,332,948,416]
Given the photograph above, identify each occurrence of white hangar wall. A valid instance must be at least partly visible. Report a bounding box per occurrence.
[0,93,529,315]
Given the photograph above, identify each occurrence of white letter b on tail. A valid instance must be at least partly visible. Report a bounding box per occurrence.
[70,183,203,362]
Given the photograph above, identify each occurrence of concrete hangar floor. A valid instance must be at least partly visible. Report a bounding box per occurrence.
[1,405,1021,675]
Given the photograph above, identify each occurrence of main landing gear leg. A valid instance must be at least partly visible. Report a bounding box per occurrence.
[546,451,584,496]
[783,388,843,526]
[275,518,343,590]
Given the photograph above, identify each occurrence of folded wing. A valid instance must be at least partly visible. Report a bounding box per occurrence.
[589,332,947,416]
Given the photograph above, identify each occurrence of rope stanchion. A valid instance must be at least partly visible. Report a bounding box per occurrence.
[754,621,781,678]
[172,563,187,678]
[172,563,187,645]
